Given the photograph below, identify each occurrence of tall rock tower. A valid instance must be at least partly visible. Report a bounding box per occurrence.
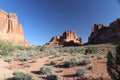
[0,9,29,46]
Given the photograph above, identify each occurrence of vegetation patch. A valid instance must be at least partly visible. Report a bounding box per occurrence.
[40,66,55,75]
[63,57,80,68]
[50,60,58,65]
[76,68,87,77]
[85,47,98,55]
[47,74,58,80]
[7,71,32,80]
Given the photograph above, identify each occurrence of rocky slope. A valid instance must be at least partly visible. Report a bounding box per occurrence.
[0,9,29,46]
[46,31,82,46]
[88,18,120,44]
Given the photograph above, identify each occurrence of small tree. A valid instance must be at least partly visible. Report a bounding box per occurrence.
[107,44,120,79]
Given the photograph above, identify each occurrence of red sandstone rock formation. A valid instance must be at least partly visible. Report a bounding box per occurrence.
[46,31,82,46]
[88,18,120,44]
[0,9,29,46]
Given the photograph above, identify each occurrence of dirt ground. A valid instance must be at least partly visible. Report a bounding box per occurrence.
[0,59,13,80]
[4,55,111,80]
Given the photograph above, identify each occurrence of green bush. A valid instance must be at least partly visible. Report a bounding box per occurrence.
[63,60,71,68]
[18,55,31,61]
[47,74,58,80]
[40,66,55,75]
[16,46,25,50]
[54,54,60,57]
[107,43,120,80]
[8,71,32,80]
[4,57,13,63]
[97,55,103,59]
[81,59,91,65]
[39,46,45,51]
[87,66,94,70]
[21,61,30,67]
[85,47,98,54]
[76,68,87,77]
[50,60,58,65]
[63,57,80,68]
[59,68,64,72]
[0,40,17,55]
[16,46,33,50]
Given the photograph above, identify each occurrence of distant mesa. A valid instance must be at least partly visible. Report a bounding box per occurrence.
[88,18,120,44]
[46,30,82,46]
[0,9,29,46]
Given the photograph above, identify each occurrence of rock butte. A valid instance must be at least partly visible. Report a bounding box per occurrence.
[0,9,29,46]
[88,18,120,44]
[46,31,82,46]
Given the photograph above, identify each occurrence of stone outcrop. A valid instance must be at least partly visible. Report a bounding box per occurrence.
[46,31,82,46]
[88,18,120,44]
[0,9,29,46]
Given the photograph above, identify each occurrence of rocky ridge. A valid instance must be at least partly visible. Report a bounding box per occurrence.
[46,31,82,46]
[88,18,120,44]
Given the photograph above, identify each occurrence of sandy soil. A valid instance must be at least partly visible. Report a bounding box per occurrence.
[8,55,111,80]
[0,59,13,80]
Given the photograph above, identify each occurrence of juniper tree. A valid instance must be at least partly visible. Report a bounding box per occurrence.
[107,44,120,80]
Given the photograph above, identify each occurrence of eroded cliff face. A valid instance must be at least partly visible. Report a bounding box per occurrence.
[46,31,82,46]
[0,9,29,46]
[88,18,120,44]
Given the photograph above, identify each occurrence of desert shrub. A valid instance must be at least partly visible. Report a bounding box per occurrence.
[17,50,39,61]
[21,61,30,67]
[59,57,64,61]
[39,46,45,51]
[16,46,33,50]
[50,60,58,65]
[85,47,98,54]
[76,68,87,77]
[3,56,14,63]
[97,55,103,59]
[0,40,17,55]
[40,66,55,75]
[16,46,25,50]
[4,57,13,63]
[8,71,32,80]
[77,49,85,54]
[54,54,60,57]
[47,74,58,80]
[35,46,46,52]
[61,48,85,54]
[63,49,68,53]
[81,59,91,65]
[59,68,64,72]
[63,57,80,68]
[87,66,94,70]
[62,53,68,56]
[18,55,31,61]
[45,46,57,55]
[63,61,71,68]
[90,54,95,58]
[107,43,120,80]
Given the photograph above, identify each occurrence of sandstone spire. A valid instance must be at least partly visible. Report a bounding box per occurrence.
[46,30,82,46]
[0,9,29,46]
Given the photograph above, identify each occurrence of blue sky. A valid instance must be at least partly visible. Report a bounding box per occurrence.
[0,0,120,45]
